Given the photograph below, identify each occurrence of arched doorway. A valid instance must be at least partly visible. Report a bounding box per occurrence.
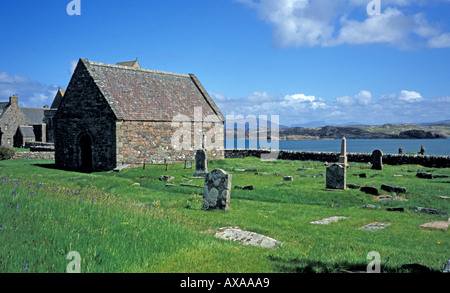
[79,134,92,173]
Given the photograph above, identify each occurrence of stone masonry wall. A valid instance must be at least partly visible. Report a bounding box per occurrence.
[0,97,29,147]
[225,149,450,168]
[116,120,225,165]
[13,151,55,160]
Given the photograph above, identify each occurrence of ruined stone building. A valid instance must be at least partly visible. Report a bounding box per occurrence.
[43,89,64,143]
[0,96,48,147]
[54,58,225,172]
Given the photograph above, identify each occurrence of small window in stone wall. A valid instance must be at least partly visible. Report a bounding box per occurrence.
[4,124,8,131]
[7,138,11,145]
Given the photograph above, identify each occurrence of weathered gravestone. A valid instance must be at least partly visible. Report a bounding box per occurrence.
[371,149,383,170]
[202,169,232,211]
[193,149,208,178]
[326,164,346,189]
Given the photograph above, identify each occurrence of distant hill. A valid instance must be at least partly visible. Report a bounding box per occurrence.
[224,119,450,140]
[417,120,450,126]
[277,124,448,140]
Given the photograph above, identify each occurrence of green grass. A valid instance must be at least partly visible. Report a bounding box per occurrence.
[0,158,448,273]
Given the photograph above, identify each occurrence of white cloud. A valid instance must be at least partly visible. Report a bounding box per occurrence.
[336,95,355,106]
[237,0,450,49]
[428,33,450,48]
[0,71,59,107]
[336,90,372,106]
[212,89,449,126]
[284,93,316,103]
[398,90,423,102]
[355,90,372,105]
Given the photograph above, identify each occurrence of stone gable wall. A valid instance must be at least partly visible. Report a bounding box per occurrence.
[54,62,117,172]
[0,100,29,147]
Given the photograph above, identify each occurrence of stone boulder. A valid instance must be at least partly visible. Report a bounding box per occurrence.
[381,184,407,194]
[360,186,379,195]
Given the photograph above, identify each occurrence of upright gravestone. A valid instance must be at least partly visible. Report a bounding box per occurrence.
[338,137,347,166]
[193,149,208,178]
[371,149,383,170]
[326,163,346,189]
[202,169,232,211]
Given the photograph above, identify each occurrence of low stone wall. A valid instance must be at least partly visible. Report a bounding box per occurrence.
[24,142,55,152]
[13,151,55,160]
[224,149,450,168]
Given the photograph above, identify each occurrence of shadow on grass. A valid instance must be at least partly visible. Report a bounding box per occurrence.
[32,163,92,174]
[267,255,441,273]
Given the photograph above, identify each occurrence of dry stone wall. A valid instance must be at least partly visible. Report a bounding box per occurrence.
[13,151,55,160]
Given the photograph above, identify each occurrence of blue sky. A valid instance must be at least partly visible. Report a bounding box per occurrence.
[0,0,449,126]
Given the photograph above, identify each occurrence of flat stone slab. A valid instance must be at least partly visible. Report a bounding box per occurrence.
[159,175,175,181]
[114,164,130,172]
[418,221,449,231]
[359,222,391,231]
[409,207,448,215]
[374,195,409,202]
[310,216,348,225]
[215,227,282,249]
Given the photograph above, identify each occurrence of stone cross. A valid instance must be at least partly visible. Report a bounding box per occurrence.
[338,137,347,166]
[202,169,232,211]
[193,149,208,178]
[326,163,346,189]
[371,149,383,170]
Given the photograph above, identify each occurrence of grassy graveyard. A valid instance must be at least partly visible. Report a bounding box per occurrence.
[0,157,448,273]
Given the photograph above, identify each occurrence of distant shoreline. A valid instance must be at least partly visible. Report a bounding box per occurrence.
[277,136,449,141]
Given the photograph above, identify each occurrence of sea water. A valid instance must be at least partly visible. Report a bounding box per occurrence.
[225,138,450,156]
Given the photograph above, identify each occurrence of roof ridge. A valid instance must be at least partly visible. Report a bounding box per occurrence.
[20,107,46,110]
[85,59,189,78]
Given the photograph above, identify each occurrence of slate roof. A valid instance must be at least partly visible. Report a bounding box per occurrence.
[80,59,225,122]
[21,108,45,125]
[0,102,9,119]
[18,126,35,138]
